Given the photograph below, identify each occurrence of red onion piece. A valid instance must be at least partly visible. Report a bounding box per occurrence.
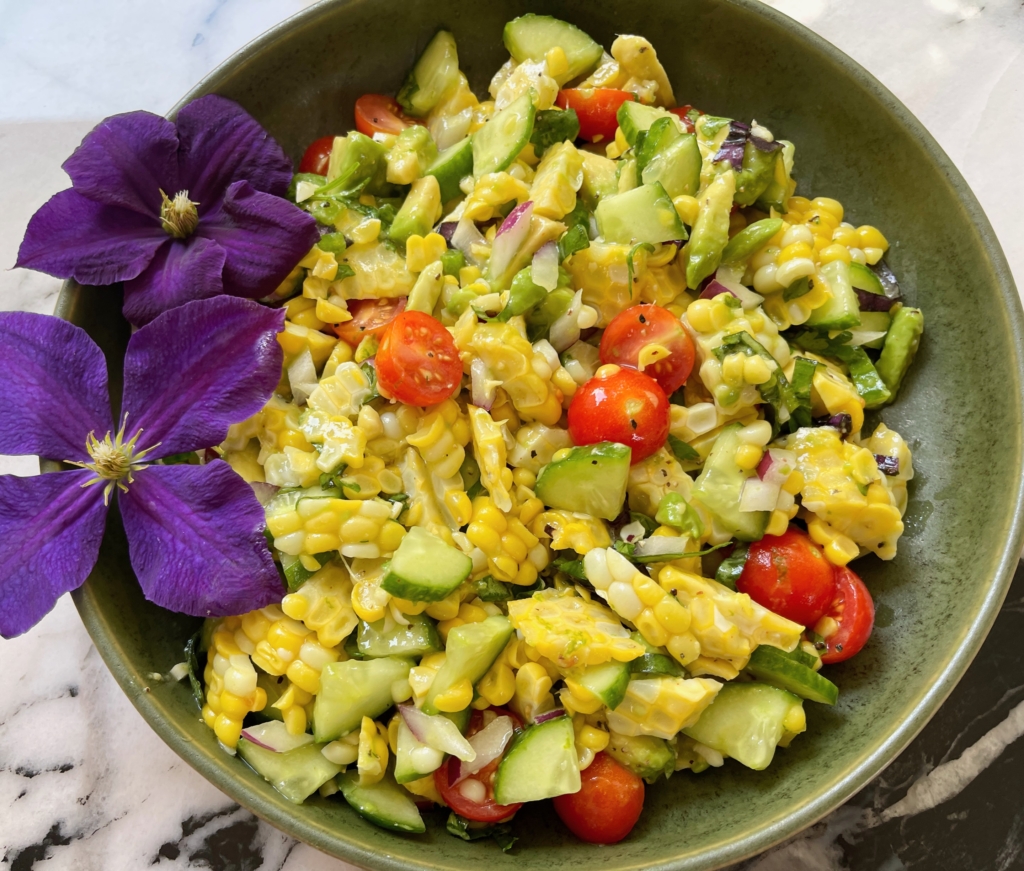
[437,222,459,244]
[700,279,740,301]
[815,412,852,437]
[875,455,900,476]
[490,201,534,281]
[756,451,774,481]
[534,708,567,724]
[855,287,895,312]
[241,721,314,753]
[531,241,559,291]
[750,135,782,153]
[757,448,796,487]
[450,715,515,784]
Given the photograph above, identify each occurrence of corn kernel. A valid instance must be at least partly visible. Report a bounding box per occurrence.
[818,243,852,264]
[673,195,700,227]
[653,597,691,635]
[777,241,814,264]
[633,575,664,608]
[578,725,610,753]
[685,298,714,333]
[766,509,789,536]
[545,46,569,78]
[863,246,884,265]
[283,705,307,736]
[709,301,733,330]
[635,610,669,648]
[433,678,474,713]
[857,225,889,251]
[214,714,243,747]
[286,659,322,694]
[812,197,844,222]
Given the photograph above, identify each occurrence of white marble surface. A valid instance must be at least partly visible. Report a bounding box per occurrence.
[1,1,1023,869]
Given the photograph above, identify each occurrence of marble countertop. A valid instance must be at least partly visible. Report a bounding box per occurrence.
[1,1,1023,869]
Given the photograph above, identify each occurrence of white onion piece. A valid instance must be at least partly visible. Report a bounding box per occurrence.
[633,536,689,559]
[549,289,583,352]
[471,357,499,411]
[713,268,765,310]
[451,715,515,784]
[399,705,476,762]
[760,448,797,487]
[451,218,487,263]
[739,475,782,512]
[287,348,318,406]
[241,721,315,753]
[532,339,561,373]
[619,519,647,543]
[531,241,559,290]
[249,482,280,507]
[490,201,534,281]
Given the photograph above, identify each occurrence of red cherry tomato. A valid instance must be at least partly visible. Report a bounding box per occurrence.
[568,366,670,464]
[376,310,463,407]
[737,527,837,627]
[354,94,414,137]
[819,566,875,664]
[298,135,335,175]
[553,752,644,844]
[434,708,523,823]
[669,105,696,133]
[333,297,406,349]
[555,89,635,143]
[599,304,695,395]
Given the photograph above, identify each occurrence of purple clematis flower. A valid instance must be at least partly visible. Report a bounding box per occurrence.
[0,296,287,638]
[15,95,318,327]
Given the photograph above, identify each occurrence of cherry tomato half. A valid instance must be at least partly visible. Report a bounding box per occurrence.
[376,310,463,407]
[555,89,635,143]
[599,304,695,395]
[568,365,670,464]
[553,752,644,844]
[354,94,413,137]
[819,566,875,664]
[669,105,696,133]
[434,708,523,823]
[333,297,406,349]
[737,527,837,628]
[298,135,335,175]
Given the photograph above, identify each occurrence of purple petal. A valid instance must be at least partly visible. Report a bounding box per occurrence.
[15,188,166,286]
[200,180,318,299]
[120,461,282,617]
[121,236,226,327]
[62,110,179,216]
[121,296,284,456]
[176,95,293,203]
[0,312,111,462]
[0,470,108,638]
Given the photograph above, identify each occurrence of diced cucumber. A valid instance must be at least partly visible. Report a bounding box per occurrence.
[629,653,684,678]
[806,260,861,330]
[616,101,679,147]
[534,441,631,521]
[531,108,581,157]
[381,526,472,602]
[313,657,413,743]
[397,30,460,117]
[641,132,702,199]
[338,771,426,833]
[754,139,795,214]
[595,182,688,246]
[237,739,341,804]
[503,14,603,85]
[635,117,681,175]
[845,346,891,409]
[493,715,581,804]
[746,645,838,705]
[848,261,886,296]
[606,732,675,781]
[683,682,805,770]
[877,306,924,397]
[394,718,445,783]
[577,660,631,710]
[473,93,535,177]
[855,311,892,349]
[357,612,442,658]
[422,616,513,715]
[425,135,474,204]
[692,424,769,541]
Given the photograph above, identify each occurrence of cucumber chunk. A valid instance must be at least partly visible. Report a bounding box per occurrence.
[313,657,413,743]
[806,260,861,330]
[848,261,886,296]
[629,652,684,678]
[616,101,680,147]
[338,771,426,833]
[534,441,631,521]
[357,612,442,658]
[473,93,536,177]
[683,682,805,771]
[596,182,688,245]
[493,715,581,804]
[425,135,474,204]
[577,660,631,710]
[692,424,769,541]
[606,732,675,781]
[877,306,924,397]
[423,616,513,715]
[503,14,602,85]
[855,310,892,349]
[389,175,442,244]
[397,30,460,117]
[237,739,341,804]
[641,133,702,199]
[746,645,838,705]
[381,526,472,602]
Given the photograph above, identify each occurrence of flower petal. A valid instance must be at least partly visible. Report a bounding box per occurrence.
[200,180,319,299]
[62,110,179,216]
[0,312,112,461]
[121,296,284,456]
[0,469,108,638]
[121,236,227,327]
[15,188,166,287]
[176,95,293,203]
[119,462,282,617]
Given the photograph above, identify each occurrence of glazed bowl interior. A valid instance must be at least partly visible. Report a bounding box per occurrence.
[64,0,1024,869]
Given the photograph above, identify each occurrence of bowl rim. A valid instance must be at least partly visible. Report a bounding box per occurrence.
[66,0,1024,868]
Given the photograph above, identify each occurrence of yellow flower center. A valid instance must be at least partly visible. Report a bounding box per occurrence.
[159,189,200,239]
[68,418,160,503]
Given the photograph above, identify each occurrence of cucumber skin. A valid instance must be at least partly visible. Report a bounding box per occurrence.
[534,441,631,521]
[472,93,536,177]
[747,645,838,705]
[493,716,581,805]
[313,657,412,743]
[425,136,473,204]
[578,660,631,710]
[422,616,513,715]
[338,772,426,833]
[381,526,472,602]
[237,739,341,804]
[503,14,603,83]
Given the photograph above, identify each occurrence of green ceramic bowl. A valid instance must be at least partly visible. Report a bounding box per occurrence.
[57,0,1024,868]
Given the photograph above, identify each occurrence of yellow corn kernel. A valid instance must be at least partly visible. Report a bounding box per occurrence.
[283,705,307,736]
[766,509,790,537]
[777,241,813,264]
[831,226,860,248]
[518,496,544,526]
[653,597,691,635]
[433,678,474,713]
[459,265,482,287]
[545,45,569,78]
[578,725,610,753]
[425,591,462,621]
[512,468,536,489]
[267,618,309,654]
[286,659,322,695]
[219,691,252,719]
[513,562,539,587]
[477,663,516,707]
[685,298,714,333]
[673,194,700,227]
[807,517,859,566]
[633,574,664,608]
[863,246,884,266]
[857,225,889,251]
[378,520,406,554]
[466,521,502,553]
[201,705,217,729]
[213,714,243,748]
[721,352,746,388]
[734,443,763,471]
[635,610,669,648]
[812,197,844,222]
[818,243,852,265]
[782,470,805,494]
[444,490,473,528]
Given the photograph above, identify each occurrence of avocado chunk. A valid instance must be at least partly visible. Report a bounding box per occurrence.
[535,441,631,521]
[607,732,676,782]
[422,616,513,715]
[381,525,472,602]
[389,175,442,244]
[876,305,924,397]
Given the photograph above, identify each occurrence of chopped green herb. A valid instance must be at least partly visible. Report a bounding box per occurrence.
[714,543,748,590]
[184,631,205,709]
[667,434,700,463]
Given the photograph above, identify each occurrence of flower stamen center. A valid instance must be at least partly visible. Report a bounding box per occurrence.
[159,189,199,239]
[67,416,161,504]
